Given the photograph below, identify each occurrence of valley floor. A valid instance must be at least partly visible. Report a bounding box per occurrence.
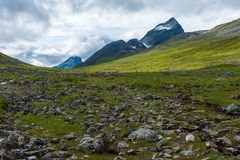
[0,65,240,159]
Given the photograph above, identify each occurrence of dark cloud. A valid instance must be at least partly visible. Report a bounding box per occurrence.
[69,0,144,12]
[68,0,240,14]
[0,0,50,43]
[0,0,49,20]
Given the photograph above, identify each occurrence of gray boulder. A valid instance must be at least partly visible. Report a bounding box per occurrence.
[128,127,159,141]
[78,136,105,153]
[225,104,240,115]
[64,133,77,141]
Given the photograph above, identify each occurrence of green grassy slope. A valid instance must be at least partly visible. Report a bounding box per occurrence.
[79,19,240,72]
[0,52,32,69]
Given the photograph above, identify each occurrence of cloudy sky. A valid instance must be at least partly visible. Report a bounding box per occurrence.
[0,0,240,67]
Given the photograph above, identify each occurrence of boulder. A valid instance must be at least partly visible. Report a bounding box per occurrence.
[128,127,159,141]
[78,136,105,153]
[64,133,77,141]
[225,104,240,115]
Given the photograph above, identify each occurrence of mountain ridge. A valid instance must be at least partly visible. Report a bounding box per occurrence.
[80,17,185,67]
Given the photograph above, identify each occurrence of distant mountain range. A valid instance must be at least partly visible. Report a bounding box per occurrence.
[2,17,240,71]
[81,18,240,72]
[54,56,82,69]
[56,17,185,68]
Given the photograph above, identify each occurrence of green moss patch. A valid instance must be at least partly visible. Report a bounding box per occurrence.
[0,95,9,110]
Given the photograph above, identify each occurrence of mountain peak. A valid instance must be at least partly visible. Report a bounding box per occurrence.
[154,17,180,31]
[168,17,177,23]
[54,56,82,69]
[140,17,184,47]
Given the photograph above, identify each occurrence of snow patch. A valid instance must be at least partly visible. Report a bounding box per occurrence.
[155,25,172,31]
[142,43,150,48]
[131,46,137,49]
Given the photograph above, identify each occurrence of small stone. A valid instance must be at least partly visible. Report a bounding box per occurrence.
[205,141,217,148]
[61,144,69,151]
[70,154,78,159]
[114,156,126,160]
[185,133,195,142]
[118,141,129,149]
[234,136,240,142]
[214,137,232,147]
[164,153,172,158]
[127,149,139,155]
[27,156,37,160]
[181,150,192,156]
[231,94,240,99]
[164,84,175,89]
[53,151,72,159]
[0,82,7,85]
[83,155,90,158]
[173,155,180,159]
[64,133,76,140]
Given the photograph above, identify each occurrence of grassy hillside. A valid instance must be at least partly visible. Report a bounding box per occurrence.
[0,52,32,69]
[79,19,240,73]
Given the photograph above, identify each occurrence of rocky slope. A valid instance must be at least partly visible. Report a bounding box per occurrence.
[0,64,239,159]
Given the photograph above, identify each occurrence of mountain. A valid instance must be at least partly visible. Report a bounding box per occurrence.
[81,40,146,66]
[80,18,184,67]
[54,56,82,69]
[140,17,184,47]
[80,18,240,72]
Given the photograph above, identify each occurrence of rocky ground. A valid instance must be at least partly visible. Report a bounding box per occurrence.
[0,66,240,160]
